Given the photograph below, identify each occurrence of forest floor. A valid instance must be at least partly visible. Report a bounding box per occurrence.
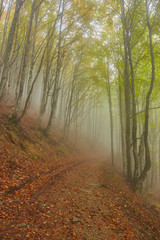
[0,103,160,240]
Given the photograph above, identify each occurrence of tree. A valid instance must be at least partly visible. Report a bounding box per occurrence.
[0,0,25,100]
[13,0,37,119]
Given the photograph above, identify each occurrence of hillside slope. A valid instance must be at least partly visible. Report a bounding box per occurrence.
[0,104,160,240]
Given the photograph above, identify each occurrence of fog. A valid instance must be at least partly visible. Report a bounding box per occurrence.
[8,69,120,156]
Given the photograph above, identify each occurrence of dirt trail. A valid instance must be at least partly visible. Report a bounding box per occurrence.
[0,104,160,239]
[1,158,160,240]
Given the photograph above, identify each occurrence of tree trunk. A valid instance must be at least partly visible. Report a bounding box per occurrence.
[0,0,24,100]
[127,36,139,185]
[13,0,37,119]
[118,81,126,175]
[63,66,77,140]
[134,0,155,190]
[121,0,132,181]
[0,0,12,57]
[17,46,46,121]
[45,0,64,134]
[27,6,39,95]
[106,60,114,167]
[0,0,4,19]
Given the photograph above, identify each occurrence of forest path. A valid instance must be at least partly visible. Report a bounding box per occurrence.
[1,157,160,240]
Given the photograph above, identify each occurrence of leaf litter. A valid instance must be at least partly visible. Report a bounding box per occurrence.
[0,103,160,240]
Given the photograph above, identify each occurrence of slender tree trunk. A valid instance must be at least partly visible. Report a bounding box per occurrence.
[27,6,39,95]
[63,65,77,140]
[6,17,20,97]
[135,0,155,190]
[150,142,154,189]
[0,0,4,19]
[17,46,46,121]
[39,73,49,122]
[106,60,114,167]
[74,86,79,147]
[121,0,132,181]
[45,0,64,134]
[159,132,160,183]
[94,98,98,144]
[39,25,54,122]
[13,0,37,119]
[127,37,139,185]
[118,81,126,175]
[39,4,61,124]
[0,0,24,100]
[0,0,12,57]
